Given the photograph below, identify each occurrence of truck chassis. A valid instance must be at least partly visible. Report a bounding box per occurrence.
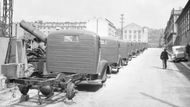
[7,72,85,104]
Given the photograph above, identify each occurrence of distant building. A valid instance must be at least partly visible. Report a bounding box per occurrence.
[164,8,182,51]
[32,20,87,35]
[123,23,148,43]
[176,0,190,45]
[86,18,117,38]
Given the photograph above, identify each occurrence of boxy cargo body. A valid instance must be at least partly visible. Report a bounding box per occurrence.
[131,42,137,55]
[46,30,108,85]
[100,37,119,64]
[47,30,99,74]
[118,40,129,60]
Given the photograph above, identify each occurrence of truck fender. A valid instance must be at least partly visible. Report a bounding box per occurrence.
[97,60,108,78]
[117,55,122,66]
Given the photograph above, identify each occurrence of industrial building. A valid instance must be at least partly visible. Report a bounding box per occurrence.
[176,0,190,46]
[21,21,88,35]
[164,8,182,51]
[86,18,117,38]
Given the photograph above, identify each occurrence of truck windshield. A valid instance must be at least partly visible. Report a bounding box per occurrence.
[63,35,79,42]
[175,48,184,52]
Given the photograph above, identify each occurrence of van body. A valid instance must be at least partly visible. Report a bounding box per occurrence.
[47,30,108,84]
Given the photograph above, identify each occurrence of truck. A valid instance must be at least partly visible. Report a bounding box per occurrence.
[100,36,120,73]
[7,20,108,104]
[171,45,187,62]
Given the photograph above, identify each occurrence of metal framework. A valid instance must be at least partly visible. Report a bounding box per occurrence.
[2,0,13,37]
[3,0,13,63]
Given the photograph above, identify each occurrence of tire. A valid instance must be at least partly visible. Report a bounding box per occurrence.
[121,59,127,66]
[18,85,29,95]
[107,66,112,74]
[20,94,29,102]
[66,82,76,100]
[102,69,107,83]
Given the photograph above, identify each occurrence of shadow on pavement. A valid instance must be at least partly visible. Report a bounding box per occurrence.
[174,63,190,82]
[140,92,180,107]
[152,66,179,72]
[76,84,102,92]
[10,92,76,107]
[10,85,103,106]
[152,66,163,70]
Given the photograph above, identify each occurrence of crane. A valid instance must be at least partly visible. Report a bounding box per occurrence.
[2,0,13,63]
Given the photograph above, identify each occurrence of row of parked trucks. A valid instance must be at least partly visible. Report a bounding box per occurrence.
[7,21,148,104]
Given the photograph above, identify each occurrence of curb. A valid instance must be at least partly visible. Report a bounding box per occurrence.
[181,62,190,70]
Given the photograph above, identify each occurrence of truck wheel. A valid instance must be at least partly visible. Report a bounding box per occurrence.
[40,85,54,98]
[66,82,76,100]
[18,85,29,95]
[121,59,127,66]
[20,94,29,102]
[107,66,112,74]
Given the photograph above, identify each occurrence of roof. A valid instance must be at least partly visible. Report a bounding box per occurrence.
[123,23,142,30]
[48,30,98,38]
[172,45,185,49]
[100,36,118,41]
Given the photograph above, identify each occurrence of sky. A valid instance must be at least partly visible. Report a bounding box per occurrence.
[12,0,188,29]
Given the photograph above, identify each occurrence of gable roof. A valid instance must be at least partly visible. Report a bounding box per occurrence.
[123,23,142,30]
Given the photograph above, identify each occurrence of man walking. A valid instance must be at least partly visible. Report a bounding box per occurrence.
[160,48,169,69]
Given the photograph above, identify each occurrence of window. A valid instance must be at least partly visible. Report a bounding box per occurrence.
[125,35,127,39]
[138,35,141,41]
[63,35,79,42]
[129,35,132,40]
[100,40,107,44]
[138,30,141,34]
[134,35,136,40]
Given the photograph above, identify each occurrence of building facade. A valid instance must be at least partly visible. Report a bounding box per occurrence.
[164,8,182,51]
[32,20,87,35]
[86,18,117,38]
[176,1,190,46]
[123,23,148,43]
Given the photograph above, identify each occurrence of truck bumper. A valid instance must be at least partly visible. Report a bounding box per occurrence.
[78,79,102,85]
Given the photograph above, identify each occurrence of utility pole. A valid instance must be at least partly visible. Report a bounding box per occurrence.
[96,18,98,34]
[120,14,124,40]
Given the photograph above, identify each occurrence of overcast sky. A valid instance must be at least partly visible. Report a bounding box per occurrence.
[13,0,188,29]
